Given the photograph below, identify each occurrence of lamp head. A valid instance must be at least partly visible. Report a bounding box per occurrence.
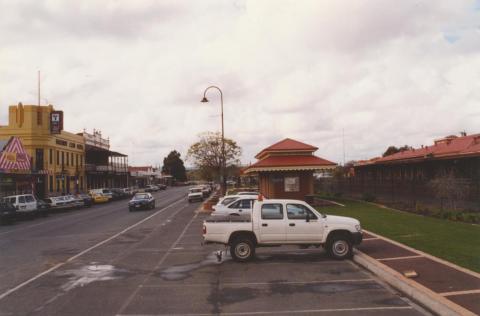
[201,97,209,103]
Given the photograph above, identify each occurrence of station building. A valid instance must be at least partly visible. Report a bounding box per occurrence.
[0,103,86,197]
[243,138,336,200]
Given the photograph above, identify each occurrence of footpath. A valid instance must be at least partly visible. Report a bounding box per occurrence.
[355,230,480,316]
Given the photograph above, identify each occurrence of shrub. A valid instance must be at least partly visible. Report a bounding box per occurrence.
[362,193,376,202]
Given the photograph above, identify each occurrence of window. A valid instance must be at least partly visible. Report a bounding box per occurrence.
[76,154,78,167]
[287,204,318,220]
[25,195,35,203]
[261,203,284,220]
[66,152,69,166]
[284,176,300,192]
[71,153,74,166]
[229,199,254,209]
[49,176,53,192]
[56,150,59,165]
[49,149,53,165]
[9,197,16,204]
[62,152,64,166]
[221,197,238,205]
[18,196,26,203]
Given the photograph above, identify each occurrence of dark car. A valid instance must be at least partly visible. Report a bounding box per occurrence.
[158,184,167,190]
[36,199,50,217]
[76,193,93,207]
[0,200,16,224]
[128,193,155,212]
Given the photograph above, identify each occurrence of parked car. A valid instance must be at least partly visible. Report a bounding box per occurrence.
[0,199,16,224]
[158,184,167,190]
[64,195,85,208]
[203,198,363,261]
[145,185,159,192]
[89,189,113,201]
[4,194,38,215]
[188,187,204,203]
[76,193,93,207]
[128,193,155,211]
[36,199,51,216]
[44,196,69,209]
[91,193,109,204]
[211,196,257,216]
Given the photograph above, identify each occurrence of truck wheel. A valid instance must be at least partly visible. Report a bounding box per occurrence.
[327,235,352,260]
[230,238,255,262]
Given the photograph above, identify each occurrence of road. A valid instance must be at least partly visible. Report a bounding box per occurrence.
[0,187,431,316]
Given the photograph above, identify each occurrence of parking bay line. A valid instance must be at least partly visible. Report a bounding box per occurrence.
[117,306,414,316]
[0,197,186,302]
[140,278,375,288]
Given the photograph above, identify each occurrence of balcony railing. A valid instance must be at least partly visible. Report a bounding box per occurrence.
[85,164,128,173]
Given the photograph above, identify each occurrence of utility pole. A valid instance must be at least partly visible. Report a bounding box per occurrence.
[342,128,346,166]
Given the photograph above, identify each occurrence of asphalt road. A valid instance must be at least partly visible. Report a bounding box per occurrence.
[0,187,431,316]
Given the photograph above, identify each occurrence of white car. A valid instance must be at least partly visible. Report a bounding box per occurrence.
[214,194,257,210]
[203,198,362,261]
[188,187,204,203]
[44,196,70,208]
[211,196,258,216]
[4,194,38,214]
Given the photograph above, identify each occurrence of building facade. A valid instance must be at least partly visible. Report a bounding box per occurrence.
[243,138,337,200]
[0,104,86,197]
[0,137,33,196]
[78,130,128,189]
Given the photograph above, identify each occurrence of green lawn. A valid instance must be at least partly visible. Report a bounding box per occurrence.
[318,198,480,273]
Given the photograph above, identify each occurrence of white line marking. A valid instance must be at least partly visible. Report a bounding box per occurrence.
[117,306,413,316]
[378,255,423,261]
[440,289,480,297]
[364,229,480,279]
[116,211,199,315]
[0,197,185,301]
[141,278,375,288]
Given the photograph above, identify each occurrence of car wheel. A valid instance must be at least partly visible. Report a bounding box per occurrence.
[230,238,255,262]
[327,235,353,260]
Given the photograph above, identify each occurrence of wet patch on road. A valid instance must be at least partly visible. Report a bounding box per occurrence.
[157,252,227,281]
[268,280,383,295]
[56,263,131,291]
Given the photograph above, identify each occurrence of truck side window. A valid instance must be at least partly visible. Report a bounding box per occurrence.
[261,204,284,220]
[287,204,318,220]
[25,195,35,203]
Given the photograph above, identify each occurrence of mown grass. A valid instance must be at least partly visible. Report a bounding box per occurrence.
[318,198,480,273]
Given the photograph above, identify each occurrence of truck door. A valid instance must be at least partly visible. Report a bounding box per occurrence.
[17,196,27,212]
[286,203,323,242]
[24,195,37,211]
[257,203,286,243]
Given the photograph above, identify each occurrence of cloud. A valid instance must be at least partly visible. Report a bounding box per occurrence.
[0,0,479,166]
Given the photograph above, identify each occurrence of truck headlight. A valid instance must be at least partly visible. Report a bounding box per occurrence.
[355,224,362,232]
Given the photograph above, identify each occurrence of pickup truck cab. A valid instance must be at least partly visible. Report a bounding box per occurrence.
[203,198,362,262]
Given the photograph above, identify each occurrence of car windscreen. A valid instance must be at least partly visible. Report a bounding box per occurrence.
[221,197,238,205]
[134,194,149,200]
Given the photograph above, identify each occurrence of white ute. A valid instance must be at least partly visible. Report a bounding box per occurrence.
[203,198,362,261]
[188,187,204,203]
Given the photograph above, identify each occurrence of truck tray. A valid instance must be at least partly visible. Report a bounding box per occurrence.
[205,215,251,223]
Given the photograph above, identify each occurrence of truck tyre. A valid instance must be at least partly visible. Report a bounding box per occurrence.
[230,238,255,262]
[327,235,353,260]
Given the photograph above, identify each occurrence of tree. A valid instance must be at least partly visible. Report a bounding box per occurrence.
[187,132,241,181]
[382,145,412,157]
[161,150,187,181]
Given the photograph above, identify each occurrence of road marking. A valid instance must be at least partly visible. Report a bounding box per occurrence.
[377,255,423,261]
[116,211,199,315]
[362,237,380,241]
[117,306,413,316]
[141,278,375,288]
[440,289,480,297]
[0,197,186,302]
[364,229,480,279]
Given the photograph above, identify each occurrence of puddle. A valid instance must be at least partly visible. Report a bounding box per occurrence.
[159,252,228,281]
[57,263,130,291]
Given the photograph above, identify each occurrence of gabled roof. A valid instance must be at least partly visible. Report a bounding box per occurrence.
[244,155,336,174]
[255,138,318,159]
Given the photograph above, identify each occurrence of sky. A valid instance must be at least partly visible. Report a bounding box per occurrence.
[0,0,479,167]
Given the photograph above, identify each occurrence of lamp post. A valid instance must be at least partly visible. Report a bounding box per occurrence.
[201,86,226,195]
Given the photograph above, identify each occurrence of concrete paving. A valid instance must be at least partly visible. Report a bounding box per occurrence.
[0,189,430,316]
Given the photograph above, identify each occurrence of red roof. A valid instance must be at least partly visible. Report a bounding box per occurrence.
[374,133,480,164]
[244,155,336,173]
[255,138,318,159]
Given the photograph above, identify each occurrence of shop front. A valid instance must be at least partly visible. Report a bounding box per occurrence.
[0,137,33,197]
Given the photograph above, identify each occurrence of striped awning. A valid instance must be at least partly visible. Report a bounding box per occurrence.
[0,137,31,171]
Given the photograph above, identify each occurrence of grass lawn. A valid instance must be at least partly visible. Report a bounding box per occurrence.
[318,198,480,273]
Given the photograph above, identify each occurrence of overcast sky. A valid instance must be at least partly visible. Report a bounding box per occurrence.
[1,0,479,167]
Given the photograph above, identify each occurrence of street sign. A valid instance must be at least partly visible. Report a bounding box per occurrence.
[50,111,63,134]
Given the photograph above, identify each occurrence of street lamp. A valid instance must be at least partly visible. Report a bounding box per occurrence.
[201,86,226,195]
